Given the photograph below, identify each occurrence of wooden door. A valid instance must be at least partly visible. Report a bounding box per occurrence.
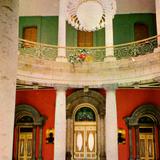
[74,122,97,160]
[18,132,33,160]
[139,133,154,160]
[78,31,93,47]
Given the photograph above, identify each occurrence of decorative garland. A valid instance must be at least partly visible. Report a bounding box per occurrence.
[68,49,93,64]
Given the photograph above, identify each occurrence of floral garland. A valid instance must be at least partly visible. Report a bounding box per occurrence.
[68,49,92,64]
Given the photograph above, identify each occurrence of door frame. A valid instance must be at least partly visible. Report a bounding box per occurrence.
[66,90,106,160]
[125,104,160,160]
[14,104,45,160]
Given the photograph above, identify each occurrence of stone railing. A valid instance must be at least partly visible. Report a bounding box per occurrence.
[18,35,159,62]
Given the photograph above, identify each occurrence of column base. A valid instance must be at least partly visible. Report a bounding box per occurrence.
[56,56,68,62]
[104,55,116,62]
[154,47,160,53]
[100,152,106,160]
[66,152,72,160]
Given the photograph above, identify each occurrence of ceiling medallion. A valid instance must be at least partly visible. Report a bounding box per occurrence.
[67,0,106,32]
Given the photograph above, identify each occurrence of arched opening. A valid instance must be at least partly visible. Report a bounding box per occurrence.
[125,104,160,160]
[73,104,97,160]
[66,90,106,160]
[14,104,44,160]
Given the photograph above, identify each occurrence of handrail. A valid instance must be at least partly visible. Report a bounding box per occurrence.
[18,35,159,62]
[19,35,160,48]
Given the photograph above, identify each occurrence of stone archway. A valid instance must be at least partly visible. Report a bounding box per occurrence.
[125,104,160,159]
[66,90,106,160]
[14,104,45,160]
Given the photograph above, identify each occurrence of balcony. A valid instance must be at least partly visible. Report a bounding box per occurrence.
[17,35,160,88]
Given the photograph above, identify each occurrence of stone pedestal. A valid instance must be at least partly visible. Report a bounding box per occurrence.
[0,1,18,159]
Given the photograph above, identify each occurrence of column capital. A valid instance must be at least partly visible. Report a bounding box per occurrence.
[103,83,118,91]
[54,84,68,91]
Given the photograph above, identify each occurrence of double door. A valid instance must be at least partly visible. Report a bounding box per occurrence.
[18,130,33,160]
[139,131,154,160]
[74,122,97,160]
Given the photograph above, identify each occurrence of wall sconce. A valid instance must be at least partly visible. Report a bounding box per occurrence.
[118,129,126,144]
[46,128,54,144]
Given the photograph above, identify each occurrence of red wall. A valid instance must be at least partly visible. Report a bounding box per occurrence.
[116,88,160,160]
[15,88,160,160]
[15,89,56,160]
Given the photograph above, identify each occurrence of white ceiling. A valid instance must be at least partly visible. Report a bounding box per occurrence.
[19,0,155,16]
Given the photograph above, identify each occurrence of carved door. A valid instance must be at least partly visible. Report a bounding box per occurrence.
[74,122,97,160]
[18,132,33,160]
[139,133,154,160]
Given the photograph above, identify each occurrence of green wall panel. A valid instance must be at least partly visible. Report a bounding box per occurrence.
[19,16,58,45]
[113,13,157,44]
[93,28,105,46]
[19,13,156,46]
[66,23,77,46]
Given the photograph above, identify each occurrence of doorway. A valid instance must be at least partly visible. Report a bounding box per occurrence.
[66,90,106,160]
[125,104,160,159]
[74,107,97,160]
[18,128,33,160]
[14,104,44,160]
[139,127,155,160]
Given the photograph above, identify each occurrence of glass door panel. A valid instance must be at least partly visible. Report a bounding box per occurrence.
[18,129,33,160]
[139,128,154,160]
[74,122,97,160]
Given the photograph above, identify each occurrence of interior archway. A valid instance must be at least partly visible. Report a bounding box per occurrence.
[125,104,160,159]
[66,90,106,160]
[14,104,45,160]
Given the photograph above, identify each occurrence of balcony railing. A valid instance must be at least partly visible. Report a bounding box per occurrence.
[19,35,159,62]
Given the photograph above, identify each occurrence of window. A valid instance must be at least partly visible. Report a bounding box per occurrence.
[134,23,149,41]
[78,31,93,47]
[75,107,96,121]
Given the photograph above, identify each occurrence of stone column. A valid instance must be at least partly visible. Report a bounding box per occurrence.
[56,0,67,62]
[156,0,160,46]
[0,1,18,160]
[54,87,66,160]
[104,0,116,61]
[104,16,114,60]
[105,85,118,160]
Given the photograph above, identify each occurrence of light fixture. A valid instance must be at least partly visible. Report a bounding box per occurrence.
[66,0,117,32]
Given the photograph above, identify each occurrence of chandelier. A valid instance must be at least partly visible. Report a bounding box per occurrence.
[66,0,106,32]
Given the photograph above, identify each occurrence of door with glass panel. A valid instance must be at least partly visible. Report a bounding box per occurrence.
[74,107,97,160]
[139,127,154,160]
[18,128,33,160]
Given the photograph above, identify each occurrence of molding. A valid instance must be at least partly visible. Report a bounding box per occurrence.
[15,104,45,126]
[17,51,160,88]
[125,104,160,127]
[66,89,105,118]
